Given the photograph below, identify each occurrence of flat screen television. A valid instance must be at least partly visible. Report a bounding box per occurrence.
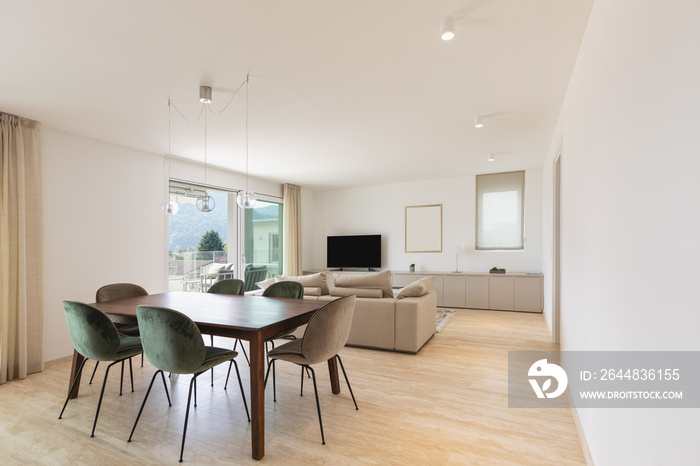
[327,234,381,270]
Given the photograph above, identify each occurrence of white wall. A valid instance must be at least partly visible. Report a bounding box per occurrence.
[541,1,700,464]
[43,129,167,361]
[306,170,543,274]
[42,129,283,361]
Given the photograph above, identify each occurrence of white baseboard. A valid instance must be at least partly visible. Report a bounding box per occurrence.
[570,405,595,465]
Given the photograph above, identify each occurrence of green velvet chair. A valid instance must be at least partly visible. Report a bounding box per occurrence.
[265,295,358,445]
[89,283,148,384]
[128,305,249,463]
[206,279,248,381]
[207,278,244,296]
[59,300,147,438]
[231,281,305,393]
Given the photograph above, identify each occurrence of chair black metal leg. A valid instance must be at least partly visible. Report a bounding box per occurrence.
[308,366,325,445]
[231,359,250,422]
[305,366,312,378]
[160,371,172,406]
[59,357,88,419]
[180,376,198,462]
[91,359,121,437]
[140,352,144,367]
[119,360,124,396]
[194,379,198,407]
[89,360,99,384]
[264,359,276,402]
[129,357,135,392]
[336,355,358,410]
[210,335,215,387]
[300,366,305,396]
[272,357,276,401]
[128,370,162,443]
[240,340,250,365]
[224,360,233,390]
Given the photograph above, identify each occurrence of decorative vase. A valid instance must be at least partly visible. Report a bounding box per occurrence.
[409,266,415,272]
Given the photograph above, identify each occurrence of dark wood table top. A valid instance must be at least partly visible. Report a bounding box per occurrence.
[90,291,323,340]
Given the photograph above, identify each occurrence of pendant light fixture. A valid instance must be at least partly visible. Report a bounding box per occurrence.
[236,74,257,209]
[161,99,179,215]
[196,86,215,212]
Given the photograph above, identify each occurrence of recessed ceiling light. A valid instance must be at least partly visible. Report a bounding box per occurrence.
[440,17,455,41]
[474,115,484,128]
[488,153,495,162]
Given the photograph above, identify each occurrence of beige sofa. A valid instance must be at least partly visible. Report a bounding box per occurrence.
[248,270,437,353]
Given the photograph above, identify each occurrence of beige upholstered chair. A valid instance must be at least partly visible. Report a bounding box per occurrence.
[265,295,358,444]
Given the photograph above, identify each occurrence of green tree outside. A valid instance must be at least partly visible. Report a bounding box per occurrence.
[198,230,225,252]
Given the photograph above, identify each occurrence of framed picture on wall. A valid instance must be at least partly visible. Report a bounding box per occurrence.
[405,204,442,252]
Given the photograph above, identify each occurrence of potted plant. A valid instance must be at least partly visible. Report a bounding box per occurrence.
[409,264,415,272]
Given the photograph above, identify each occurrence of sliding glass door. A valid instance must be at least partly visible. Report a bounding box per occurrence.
[241,200,283,291]
[167,182,283,293]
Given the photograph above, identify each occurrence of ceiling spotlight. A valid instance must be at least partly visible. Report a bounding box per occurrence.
[474,115,484,128]
[199,85,212,104]
[488,153,495,162]
[440,17,455,41]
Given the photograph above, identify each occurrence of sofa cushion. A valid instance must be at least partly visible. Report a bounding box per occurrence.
[255,277,276,290]
[275,272,330,295]
[331,287,383,298]
[332,270,393,298]
[304,287,323,296]
[396,276,435,298]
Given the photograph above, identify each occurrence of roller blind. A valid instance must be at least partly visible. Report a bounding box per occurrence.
[476,171,525,250]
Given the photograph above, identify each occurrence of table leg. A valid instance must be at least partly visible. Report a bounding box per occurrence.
[68,350,84,399]
[249,333,265,460]
[328,357,341,395]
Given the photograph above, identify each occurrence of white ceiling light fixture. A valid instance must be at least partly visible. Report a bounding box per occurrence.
[488,152,495,162]
[161,99,179,215]
[474,115,484,128]
[236,74,258,209]
[196,86,216,213]
[199,85,212,104]
[440,17,455,41]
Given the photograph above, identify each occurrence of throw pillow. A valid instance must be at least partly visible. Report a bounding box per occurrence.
[332,270,393,298]
[397,276,435,298]
[275,272,330,295]
[255,277,276,290]
[303,287,323,296]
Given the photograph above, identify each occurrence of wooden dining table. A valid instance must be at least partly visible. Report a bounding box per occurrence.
[67,292,339,460]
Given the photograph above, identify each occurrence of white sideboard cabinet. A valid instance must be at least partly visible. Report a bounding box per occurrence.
[392,271,543,313]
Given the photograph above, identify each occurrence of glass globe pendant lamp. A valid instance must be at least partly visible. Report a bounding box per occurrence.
[161,198,179,215]
[236,190,256,208]
[196,192,215,212]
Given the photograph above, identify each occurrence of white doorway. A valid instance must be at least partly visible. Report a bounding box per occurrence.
[553,152,562,344]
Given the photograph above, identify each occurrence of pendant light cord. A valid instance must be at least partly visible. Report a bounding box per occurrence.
[245,74,249,193]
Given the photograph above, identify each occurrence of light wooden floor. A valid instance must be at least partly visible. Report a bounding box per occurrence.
[0,309,586,465]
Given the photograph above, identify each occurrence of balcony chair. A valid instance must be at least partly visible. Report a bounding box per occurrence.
[243,264,268,292]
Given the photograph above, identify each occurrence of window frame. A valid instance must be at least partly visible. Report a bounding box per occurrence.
[475,170,525,251]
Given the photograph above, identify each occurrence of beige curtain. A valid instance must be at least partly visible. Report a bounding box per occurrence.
[283,183,302,276]
[0,113,44,384]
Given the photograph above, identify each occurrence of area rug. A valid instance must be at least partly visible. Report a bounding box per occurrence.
[436,308,457,333]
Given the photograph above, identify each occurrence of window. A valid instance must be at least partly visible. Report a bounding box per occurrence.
[167,181,236,292]
[476,171,525,250]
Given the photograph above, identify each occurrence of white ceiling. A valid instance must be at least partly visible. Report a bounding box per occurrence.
[1,0,592,191]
